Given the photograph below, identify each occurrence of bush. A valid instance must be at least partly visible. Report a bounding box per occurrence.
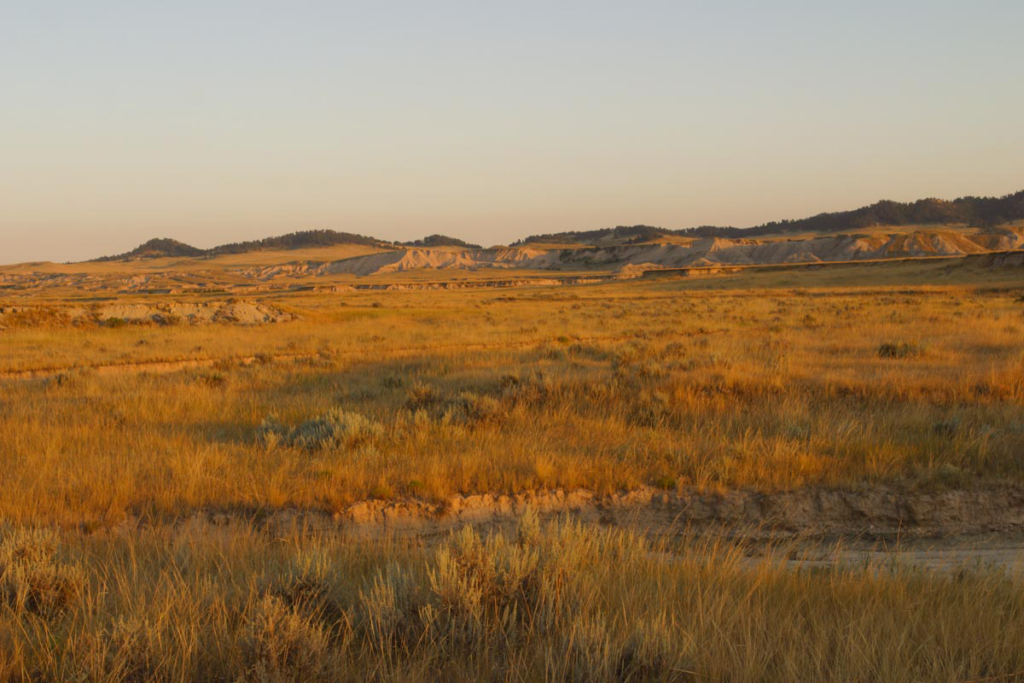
[405,383,442,411]
[428,525,541,645]
[559,615,677,683]
[259,410,383,451]
[241,594,330,681]
[191,371,228,388]
[402,385,507,427]
[272,549,349,625]
[153,313,182,326]
[878,341,925,359]
[629,390,671,428]
[457,392,504,425]
[102,616,160,682]
[358,563,424,655]
[0,526,85,617]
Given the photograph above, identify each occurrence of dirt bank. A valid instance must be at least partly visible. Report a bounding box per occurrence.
[198,485,1024,543]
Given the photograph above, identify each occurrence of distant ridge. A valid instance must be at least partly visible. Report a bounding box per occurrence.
[94,230,489,262]
[210,229,383,254]
[399,234,483,249]
[94,229,386,261]
[514,190,1024,246]
[94,189,1024,260]
[93,238,206,260]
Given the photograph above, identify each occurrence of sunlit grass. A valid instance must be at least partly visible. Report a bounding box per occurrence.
[0,282,1022,525]
[1,274,1023,678]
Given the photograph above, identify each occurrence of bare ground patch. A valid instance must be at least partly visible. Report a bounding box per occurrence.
[172,484,1024,552]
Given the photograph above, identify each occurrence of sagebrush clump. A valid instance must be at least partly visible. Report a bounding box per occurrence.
[259,409,383,451]
[0,526,85,617]
[241,594,331,681]
[878,341,926,359]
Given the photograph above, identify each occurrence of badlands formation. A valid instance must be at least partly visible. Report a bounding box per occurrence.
[2,226,1021,328]
[1,226,1021,298]
[243,227,1024,278]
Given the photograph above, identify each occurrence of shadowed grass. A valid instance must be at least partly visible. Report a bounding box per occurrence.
[0,517,1022,682]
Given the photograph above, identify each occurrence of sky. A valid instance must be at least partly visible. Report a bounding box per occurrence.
[2,1,1023,263]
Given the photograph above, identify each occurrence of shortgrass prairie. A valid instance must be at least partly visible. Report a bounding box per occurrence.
[1,269,1024,680]
[1,280,1022,525]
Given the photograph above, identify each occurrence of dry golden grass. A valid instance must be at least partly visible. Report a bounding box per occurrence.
[1,276,1023,525]
[1,518,1023,682]
[1,265,1023,679]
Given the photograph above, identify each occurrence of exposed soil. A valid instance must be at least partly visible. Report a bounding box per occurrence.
[253,234,1024,277]
[170,485,1024,571]
[325,485,1024,540]
[86,300,293,324]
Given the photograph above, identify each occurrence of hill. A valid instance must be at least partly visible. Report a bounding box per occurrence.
[399,234,483,249]
[94,229,385,261]
[91,189,1024,262]
[93,238,205,261]
[209,229,382,255]
[515,190,1024,246]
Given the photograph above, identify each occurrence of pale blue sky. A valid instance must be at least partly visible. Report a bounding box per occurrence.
[2,1,1023,262]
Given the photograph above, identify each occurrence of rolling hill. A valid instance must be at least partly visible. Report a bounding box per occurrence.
[514,190,1024,246]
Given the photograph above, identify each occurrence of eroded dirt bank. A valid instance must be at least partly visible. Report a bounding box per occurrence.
[184,485,1024,543]
[164,486,1024,571]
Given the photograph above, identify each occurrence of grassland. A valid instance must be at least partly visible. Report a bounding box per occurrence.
[1,260,1023,680]
[4,518,1024,682]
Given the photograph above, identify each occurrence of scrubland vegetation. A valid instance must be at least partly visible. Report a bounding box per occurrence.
[1,270,1023,679]
[3,516,1024,682]
[1,280,1022,524]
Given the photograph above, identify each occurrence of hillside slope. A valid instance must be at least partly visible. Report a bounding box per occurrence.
[234,226,1024,278]
[94,230,387,262]
[517,190,1024,246]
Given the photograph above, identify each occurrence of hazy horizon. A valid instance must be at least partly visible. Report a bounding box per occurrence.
[4,1,1024,263]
